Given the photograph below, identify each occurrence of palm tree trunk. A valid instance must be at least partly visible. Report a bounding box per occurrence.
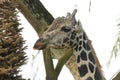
[0,1,27,80]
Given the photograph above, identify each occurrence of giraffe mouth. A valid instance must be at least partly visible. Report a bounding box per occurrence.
[33,42,47,50]
[33,38,48,50]
[33,40,69,50]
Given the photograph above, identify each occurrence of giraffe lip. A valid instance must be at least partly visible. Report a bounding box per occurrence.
[33,45,46,50]
[33,42,47,50]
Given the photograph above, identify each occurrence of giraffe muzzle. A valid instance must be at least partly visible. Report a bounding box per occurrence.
[33,38,47,50]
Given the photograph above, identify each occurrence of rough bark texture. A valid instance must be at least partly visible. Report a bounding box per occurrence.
[0,1,27,80]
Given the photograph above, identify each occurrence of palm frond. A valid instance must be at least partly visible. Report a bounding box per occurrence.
[107,18,120,67]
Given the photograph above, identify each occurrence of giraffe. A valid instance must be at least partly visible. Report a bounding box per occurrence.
[33,9,105,80]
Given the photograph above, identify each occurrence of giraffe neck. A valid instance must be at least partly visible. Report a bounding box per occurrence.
[73,31,104,80]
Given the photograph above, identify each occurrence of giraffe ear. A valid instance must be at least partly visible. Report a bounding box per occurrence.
[66,12,71,18]
[69,9,77,26]
[75,21,82,33]
[66,9,77,20]
[71,9,77,19]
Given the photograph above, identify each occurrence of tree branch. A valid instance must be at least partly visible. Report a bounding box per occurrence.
[16,0,54,36]
[55,48,73,77]
[43,48,57,80]
[112,70,120,80]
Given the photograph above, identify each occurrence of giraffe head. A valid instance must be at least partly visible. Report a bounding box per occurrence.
[33,9,105,80]
[33,9,82,50]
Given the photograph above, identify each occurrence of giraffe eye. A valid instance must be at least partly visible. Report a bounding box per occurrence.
[61,26,71,32]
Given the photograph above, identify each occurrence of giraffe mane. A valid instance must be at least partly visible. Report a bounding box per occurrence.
[87,37,105,80]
